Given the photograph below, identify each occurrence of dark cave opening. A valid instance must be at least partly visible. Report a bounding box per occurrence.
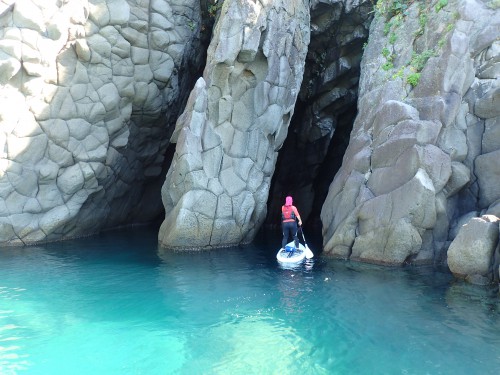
[261,1,373,242]
[263,99,357,239]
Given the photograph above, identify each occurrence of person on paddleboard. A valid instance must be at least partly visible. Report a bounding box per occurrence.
[281,196,302,250]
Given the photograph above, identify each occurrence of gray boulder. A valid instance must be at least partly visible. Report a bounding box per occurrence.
[448,215,500,284]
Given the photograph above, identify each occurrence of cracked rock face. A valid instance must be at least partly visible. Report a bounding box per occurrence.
[320,0,500,265]
[158,0,310,249]
[0,0,201,244]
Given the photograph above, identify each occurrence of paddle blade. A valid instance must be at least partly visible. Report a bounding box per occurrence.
[305,245,314,259]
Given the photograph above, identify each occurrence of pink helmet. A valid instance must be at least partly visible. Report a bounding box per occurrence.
[285,196,293,206]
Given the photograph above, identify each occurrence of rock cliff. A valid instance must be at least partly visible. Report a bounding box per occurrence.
[321,0,499,280]
[0,0,202,244]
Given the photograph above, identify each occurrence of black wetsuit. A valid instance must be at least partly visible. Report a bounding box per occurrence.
[282,221,299,249]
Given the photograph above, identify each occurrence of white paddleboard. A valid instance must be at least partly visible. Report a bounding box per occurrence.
[276,242,307,264]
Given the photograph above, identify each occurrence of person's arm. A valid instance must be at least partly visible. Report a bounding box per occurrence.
[293,206,302,226]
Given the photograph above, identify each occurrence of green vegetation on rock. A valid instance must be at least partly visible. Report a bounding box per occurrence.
[376,0,413,19]
[376,0,453,88]
[435,0,448,12]
[488,0,500,9]
[406,72,420,87]
[410,49,435,71]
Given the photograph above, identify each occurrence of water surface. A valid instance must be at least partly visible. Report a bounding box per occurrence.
[1,227,499,374]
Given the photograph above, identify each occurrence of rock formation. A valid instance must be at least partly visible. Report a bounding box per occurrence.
[0,0,202,244]
[321,0,500,269]
[158,0,310,249]
[1,0,499,288]
[448,215,500,284]
[266,0,373,229]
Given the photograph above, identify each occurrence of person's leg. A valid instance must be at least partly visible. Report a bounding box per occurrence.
[282,223,288,249]
[282,222,294,249]
[293,222,299,249]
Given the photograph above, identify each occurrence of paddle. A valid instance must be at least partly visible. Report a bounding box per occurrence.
[299,226,314,259]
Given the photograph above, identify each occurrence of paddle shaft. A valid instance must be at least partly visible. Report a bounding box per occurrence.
[299,226,314,259]
[299,226,307,246]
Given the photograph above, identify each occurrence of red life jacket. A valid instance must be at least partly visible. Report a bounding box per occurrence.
[282,205,296,223]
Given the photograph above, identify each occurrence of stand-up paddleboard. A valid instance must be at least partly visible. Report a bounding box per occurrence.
[276,242,307,264]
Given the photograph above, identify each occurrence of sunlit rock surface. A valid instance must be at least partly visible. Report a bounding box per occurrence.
[0,0,201,244]
[448,215,500,285]
[158,0,310,249]
[321,0,500,265]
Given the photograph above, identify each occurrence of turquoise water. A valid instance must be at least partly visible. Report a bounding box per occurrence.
[1,227,499,375]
